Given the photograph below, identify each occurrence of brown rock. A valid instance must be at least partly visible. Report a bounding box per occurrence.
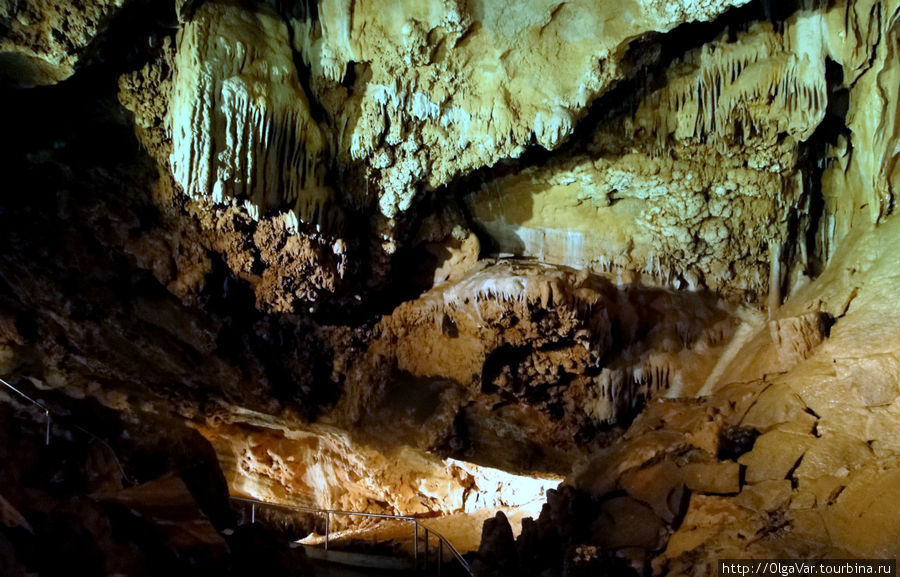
[739,428,816,484]
[822,464,900,556]
[736,480,793,514]
[592,496,666,551]
[681,461,741,495]
[619,459,686,523]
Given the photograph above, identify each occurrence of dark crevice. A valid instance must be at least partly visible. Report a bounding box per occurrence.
[481,344,529,396]
[432,405,473,459]
[270,0,319,21]
[785,454,805,489]
[826,485,846,505]
[76,0,178,81]
[340,60,358,90]
[818,311,836,337]
[201,254,339,419]
[282,8,327,124]
[717,426,761,461]
[790,57,850,282]
[804,406,821,419]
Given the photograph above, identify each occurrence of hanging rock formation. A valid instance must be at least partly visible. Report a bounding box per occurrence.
[291,0,753,219]
[169,2,332,222]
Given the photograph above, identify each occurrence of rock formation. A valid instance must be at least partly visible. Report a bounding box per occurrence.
[0,0,128,85]
[1,0,900,574]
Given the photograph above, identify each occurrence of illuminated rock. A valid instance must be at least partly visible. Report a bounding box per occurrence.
[169,3,332,224]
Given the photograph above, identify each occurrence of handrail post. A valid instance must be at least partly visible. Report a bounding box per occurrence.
[225,497,474,577]
[251,502,256,523]
[0,378,51,446]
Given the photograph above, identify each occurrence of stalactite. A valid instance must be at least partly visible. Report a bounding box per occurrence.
[169,3,332,226]
[633,23,826,148]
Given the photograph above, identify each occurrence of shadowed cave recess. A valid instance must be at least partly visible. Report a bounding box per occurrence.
[1,0,899,575]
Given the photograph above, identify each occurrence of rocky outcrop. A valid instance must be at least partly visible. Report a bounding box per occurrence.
[471,209,900,575]
[0,399,315,576]
[329,260,737,475]
[113,0,900,312]
[199,419,559,522]
[121,0,755,287]
[0,0,127,86]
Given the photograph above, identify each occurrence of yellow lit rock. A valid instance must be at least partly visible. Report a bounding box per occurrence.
[169,3,332,223]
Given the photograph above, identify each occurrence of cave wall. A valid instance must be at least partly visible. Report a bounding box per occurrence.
[1,0,900,573]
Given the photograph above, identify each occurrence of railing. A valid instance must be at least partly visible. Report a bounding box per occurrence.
[230,495,473,576]
[1,377,51,445]
[0,376,137,485]
[0,376,473,575]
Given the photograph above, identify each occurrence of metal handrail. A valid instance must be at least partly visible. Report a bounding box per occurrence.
[422,523,472,576]
[0,377,50,445]
[229,495,473,576]
[0,377,472,575]
[0,376,136,484]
